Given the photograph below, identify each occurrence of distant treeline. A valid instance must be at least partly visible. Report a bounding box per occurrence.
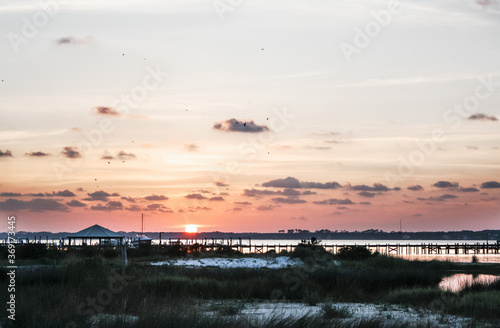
[2,229,499,241]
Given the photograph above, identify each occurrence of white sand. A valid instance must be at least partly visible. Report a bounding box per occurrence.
[206,301,474,328]
[151,256,305,268]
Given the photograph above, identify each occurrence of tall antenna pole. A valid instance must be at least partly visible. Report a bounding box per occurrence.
[142,213,144,235]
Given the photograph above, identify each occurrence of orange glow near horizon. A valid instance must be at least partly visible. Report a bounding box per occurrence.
[185,225,198,233]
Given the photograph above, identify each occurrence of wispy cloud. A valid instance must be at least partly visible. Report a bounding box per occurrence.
[184,143,199,152]
[313,198,354,205]
[468,113,498,121]
[90,201,124,211]
[272,197,306,204]
[262,177,342,189]
[25,151,51,157]
[0,198,69,212]
[144,194,169,201]
[418,194,458,202]
[56,36,94,45]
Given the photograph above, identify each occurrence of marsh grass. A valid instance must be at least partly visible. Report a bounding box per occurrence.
[1,252,499,327]
[384,288,445,308]
[321,303,353,319]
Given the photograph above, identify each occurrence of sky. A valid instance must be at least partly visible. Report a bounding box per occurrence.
[0,0,499,233]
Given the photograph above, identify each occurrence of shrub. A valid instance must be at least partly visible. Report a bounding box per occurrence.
[336,246,374,261]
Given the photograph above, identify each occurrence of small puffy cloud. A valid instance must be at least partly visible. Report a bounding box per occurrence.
[358,191,375,198]
[213,118,270,133]
[262,176,342,189]
[0,198,68,212]
[1,192,22,197]
[61,147,81,159]
[432,181,459,188]
[351,183,391,192]
[468,113,498,122]
[185,193,207,200]
[209,196,225,201]
[92,106,121,116]
[359,201,372,205]
[121,197,136,203]
[272,197,307,204]
[52,190,76,197]
[301,190,317,195]
[145,194,169,201]
[85,190,112,201]
[214,181,228,187]
[66,200,86,207]
[184,143,199,152]
[90,201,123,211]
[289,216,308,221]
[25,151,51,157]
[407,185,423,191]
[313,198,355,205]
[0,150,13,157]
[232,207,243,211]
[481,181,500,189]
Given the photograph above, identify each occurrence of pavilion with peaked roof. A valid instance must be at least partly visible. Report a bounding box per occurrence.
[67,224,124,246]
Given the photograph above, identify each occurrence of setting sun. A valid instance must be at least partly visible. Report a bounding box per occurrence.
[185,225,198,233]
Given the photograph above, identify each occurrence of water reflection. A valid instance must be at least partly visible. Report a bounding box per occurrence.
[439,274,500,292]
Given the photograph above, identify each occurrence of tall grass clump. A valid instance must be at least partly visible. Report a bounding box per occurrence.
[384,288,444,307]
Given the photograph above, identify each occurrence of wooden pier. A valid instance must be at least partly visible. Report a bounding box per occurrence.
[2,237,499,256]
[161,238,500,256]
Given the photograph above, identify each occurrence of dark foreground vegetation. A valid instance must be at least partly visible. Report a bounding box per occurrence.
[1,242,499,328]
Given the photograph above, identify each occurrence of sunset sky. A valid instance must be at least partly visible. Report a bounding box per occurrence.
[0,0,499,233]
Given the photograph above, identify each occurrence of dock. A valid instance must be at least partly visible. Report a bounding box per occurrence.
[2,237,499,256]
[161,238,500,255]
